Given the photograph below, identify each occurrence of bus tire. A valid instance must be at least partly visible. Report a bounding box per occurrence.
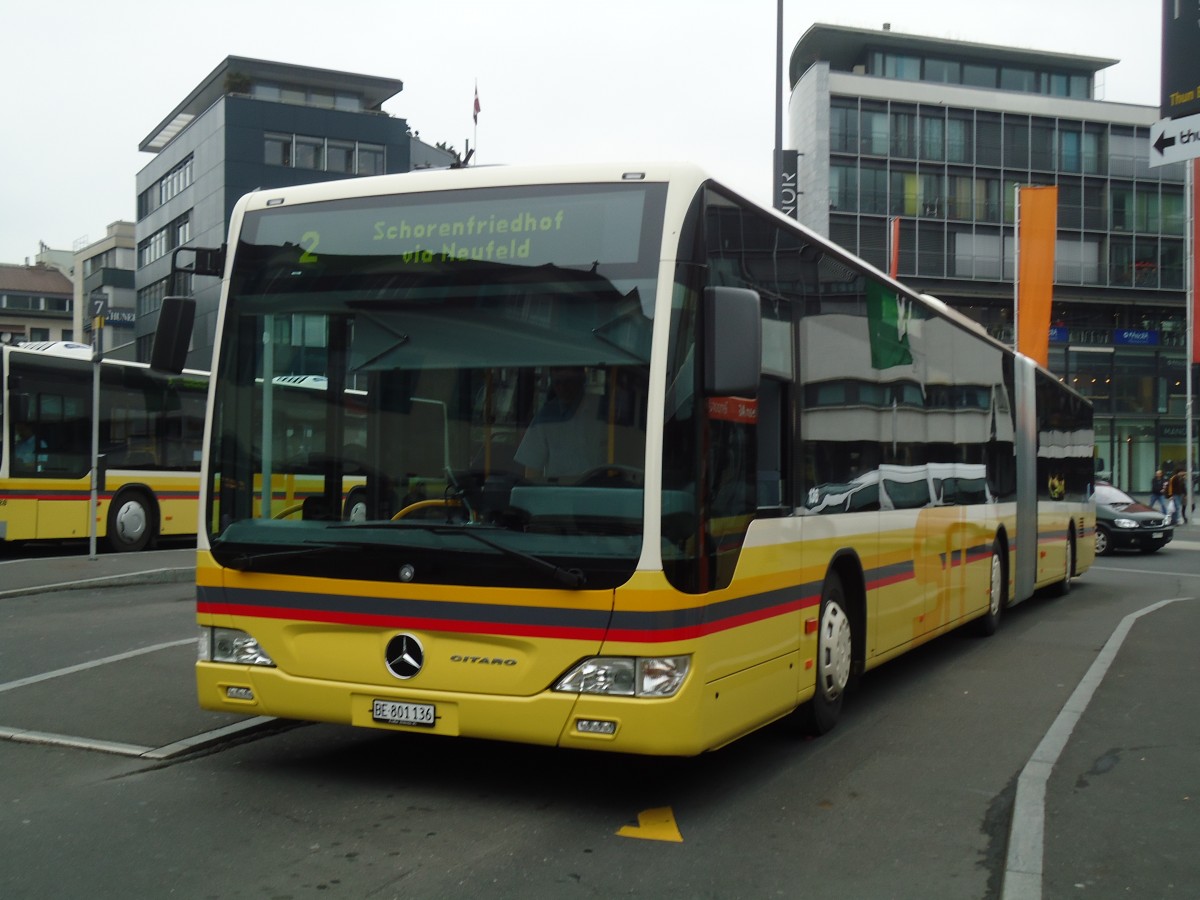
[343,487,368,522]
[1052,531,1075,597]
[802,570,852,735]
[978,539,1006,636]
[107,488,155,553]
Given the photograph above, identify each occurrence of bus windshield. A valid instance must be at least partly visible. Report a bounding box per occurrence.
[208,182,667,589]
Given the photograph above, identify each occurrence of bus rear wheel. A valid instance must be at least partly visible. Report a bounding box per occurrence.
[977,540,1005,636]
[803,571,852,735]
[1052,533,1075,597]
[107,489,155,553]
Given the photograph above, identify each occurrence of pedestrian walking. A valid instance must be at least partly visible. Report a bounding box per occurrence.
[1150,469,1168,515]
[1168,468,1189,524]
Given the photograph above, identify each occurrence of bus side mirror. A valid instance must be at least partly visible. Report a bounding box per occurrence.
[703,287,761,398]
[150,296,196,373]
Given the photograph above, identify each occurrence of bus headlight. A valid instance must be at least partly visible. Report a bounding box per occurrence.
[554,656,690,697]
[199,627,276,667]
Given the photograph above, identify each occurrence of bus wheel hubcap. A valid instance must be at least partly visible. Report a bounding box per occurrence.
[116,501,146,541]
[818,601,852,700]
[990,553,1002,617]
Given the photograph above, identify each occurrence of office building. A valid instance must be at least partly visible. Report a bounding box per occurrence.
[135,56,453,369]
[75,222,137,359]
[787,23,1190,492]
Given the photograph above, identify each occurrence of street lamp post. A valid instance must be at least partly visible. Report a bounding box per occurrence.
[88,290,106,560]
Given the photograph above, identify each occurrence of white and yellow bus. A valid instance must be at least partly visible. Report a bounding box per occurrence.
[190,162,1094,755]
[0,341,208,551]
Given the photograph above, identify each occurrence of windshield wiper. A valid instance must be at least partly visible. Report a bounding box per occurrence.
[436,526,587,589]
[331,521,586,588]
[213,540,349,572]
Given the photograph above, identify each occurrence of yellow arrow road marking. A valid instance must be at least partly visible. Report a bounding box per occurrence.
[616,806,683,842]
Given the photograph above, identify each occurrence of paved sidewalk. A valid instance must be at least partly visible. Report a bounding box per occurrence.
[0,547,195,599]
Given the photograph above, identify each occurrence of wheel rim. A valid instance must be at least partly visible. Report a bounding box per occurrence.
[817,599,852,701]
[114,499,147,544]
[989,552,1002,617]
[1095,528,1107,555]
[1065,538,1074,582]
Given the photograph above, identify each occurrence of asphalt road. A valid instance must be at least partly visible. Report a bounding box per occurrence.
[0,539,1196,899]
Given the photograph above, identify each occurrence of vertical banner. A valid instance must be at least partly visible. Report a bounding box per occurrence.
[774,149,798,218]
[1017,185,1058,368]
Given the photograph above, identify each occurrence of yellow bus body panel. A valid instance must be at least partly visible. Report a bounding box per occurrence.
[195,496,1088,756]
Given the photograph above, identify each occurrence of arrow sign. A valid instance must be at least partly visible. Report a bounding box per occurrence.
[1149,112,1200,167]
[616,806,684,842]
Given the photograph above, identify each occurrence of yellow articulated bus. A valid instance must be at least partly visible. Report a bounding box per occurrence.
[0,341,208,551]
[188,162,1094,755]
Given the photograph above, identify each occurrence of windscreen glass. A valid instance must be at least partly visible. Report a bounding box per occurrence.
[208,182,665,590]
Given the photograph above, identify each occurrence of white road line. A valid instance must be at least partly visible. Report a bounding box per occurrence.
[1094,565,1200,578]
[0,638,194,694]
[1001,596,1190,900]
[0,717,275,759]
[142,716,276,759]
[0,726,153,756]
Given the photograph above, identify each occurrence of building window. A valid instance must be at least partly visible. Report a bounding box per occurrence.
[137,212,190,268]
[923,58,960,83]
[263,134,385,176]
[1082,127,1106,175]
[976,114,1002,167]
[251,83,281,102]
[885,54,921,81]
[358,143,385,175]
[860,165,888,214]
[137,155,194,219]
[137,277,168,317]
[947,114,973,163]
[1059,124,1082,173]
[831,102,858,153]
[1000,67,1036,92]
[1029,119,1055,170]
[890,110,917,158]
[1003,118,1029,168]
[830,164,857,211]
[860,107,889,156]
[327,139,356,174]
[920,113,944,161]
[962,63,997,88]
[294,135,324,170]
[264,132,292,167]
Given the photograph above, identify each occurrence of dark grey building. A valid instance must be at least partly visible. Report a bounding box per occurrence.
[787,23,1190,494]
[135,56,452,370]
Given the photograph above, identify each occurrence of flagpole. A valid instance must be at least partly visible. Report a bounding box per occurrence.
[1187,159,1194,523]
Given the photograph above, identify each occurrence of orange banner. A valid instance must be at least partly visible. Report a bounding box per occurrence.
[1017,185,1057,368]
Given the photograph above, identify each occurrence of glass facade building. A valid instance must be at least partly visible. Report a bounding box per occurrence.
[788,24,1191,494]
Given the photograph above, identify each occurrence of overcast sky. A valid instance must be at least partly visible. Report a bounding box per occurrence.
[0,0,1164,266]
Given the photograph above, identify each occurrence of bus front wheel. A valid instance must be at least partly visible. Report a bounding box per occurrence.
[107,489,155,553]
[803,571,852,735]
